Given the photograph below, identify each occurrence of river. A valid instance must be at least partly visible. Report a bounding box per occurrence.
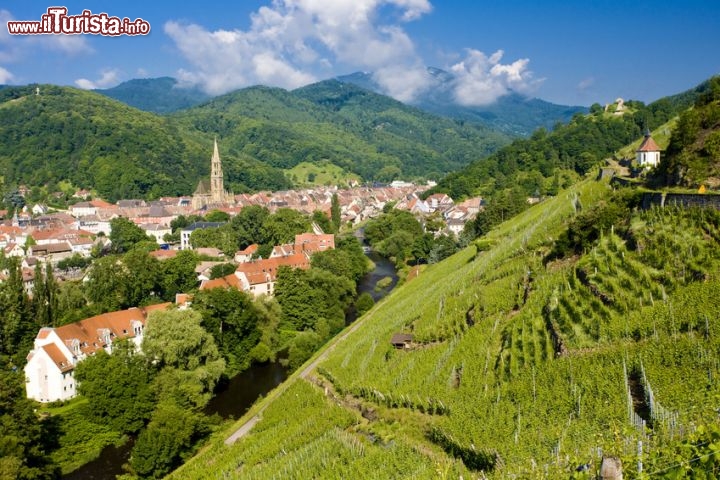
[63,251,398,479]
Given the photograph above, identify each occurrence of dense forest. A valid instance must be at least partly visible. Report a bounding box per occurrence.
[171,80,509,181]
[0,85,290,202]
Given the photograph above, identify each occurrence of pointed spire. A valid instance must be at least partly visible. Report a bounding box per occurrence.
[213,136,219,162]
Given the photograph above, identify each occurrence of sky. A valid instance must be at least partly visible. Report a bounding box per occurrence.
[1,0,718,107]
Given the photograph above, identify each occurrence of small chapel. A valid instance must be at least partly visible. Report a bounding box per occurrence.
[636,130,661,168]
[192,138,235,210]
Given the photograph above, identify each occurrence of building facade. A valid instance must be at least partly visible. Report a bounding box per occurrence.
[24,304,169,403]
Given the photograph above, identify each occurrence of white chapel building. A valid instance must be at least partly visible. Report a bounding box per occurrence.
[636,130,661,168]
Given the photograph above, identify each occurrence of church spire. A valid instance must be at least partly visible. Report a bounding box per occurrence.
[210,137,224,203]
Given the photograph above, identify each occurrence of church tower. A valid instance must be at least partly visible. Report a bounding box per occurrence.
[210,138,225,204]
[192,137,234,210]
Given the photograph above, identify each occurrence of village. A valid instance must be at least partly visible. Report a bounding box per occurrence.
[4,140,486,404]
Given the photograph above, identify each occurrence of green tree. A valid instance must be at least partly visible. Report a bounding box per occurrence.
[84,256,129,312]
[204,210,230,222]
[0,258,34,362]
[129,402,209,479]
[189,225,237,256]
[209,263,236,280]
[274,267,354,333]
[429,235,458,264]
[120,249,160,307]
[330,193,341,232]
[158,250,199,300]
[355,292,375,316]
[74,342,155,433]
[262,208,311,245]
[311,210,332,235]
[143,309,225,408]
[287,330,321,370]
[410,233,435,265]
[229,205,270,248]
[192,288,263,373]
[31,263,58,328]
[109,217,152,253]
[0,369,59,479]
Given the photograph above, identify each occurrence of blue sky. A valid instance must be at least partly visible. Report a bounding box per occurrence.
[1,0,718,106]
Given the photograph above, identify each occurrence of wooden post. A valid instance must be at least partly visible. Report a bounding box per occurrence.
[600,456,623,480]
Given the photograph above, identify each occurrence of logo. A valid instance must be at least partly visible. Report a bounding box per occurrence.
[7,7,151,36]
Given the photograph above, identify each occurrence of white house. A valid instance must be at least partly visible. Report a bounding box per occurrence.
[636,131,661,168]
[140,223,172,244]
[234,244,258,263]
[24,303,170,403]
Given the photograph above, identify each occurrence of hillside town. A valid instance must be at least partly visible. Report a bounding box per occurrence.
[4,141,488,405]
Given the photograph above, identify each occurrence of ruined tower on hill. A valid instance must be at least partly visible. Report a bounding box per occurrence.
[192,138,234,210]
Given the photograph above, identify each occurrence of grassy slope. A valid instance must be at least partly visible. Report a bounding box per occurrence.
[285,161,362,187]
[171,175,720,478]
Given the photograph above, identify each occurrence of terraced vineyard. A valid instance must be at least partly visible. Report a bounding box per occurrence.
[171,178,720,479]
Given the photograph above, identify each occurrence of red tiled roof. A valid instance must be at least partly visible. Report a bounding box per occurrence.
[54,304,171,356]
[637,135,661,152]
[42,343,74,372]
[237,244,259,255]
[199,274,243,290]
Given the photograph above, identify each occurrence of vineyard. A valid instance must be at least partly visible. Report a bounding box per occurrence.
[172,177,720,479]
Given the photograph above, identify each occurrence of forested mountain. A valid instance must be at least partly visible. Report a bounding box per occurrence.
[171,80,510,181]
[95,77,211,114]
[0,81,509,203]
[0,85,290,202]
[338,68,587,136]
[430,78,712,201]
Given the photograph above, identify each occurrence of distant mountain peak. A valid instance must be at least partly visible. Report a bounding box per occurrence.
[336,68,587,137]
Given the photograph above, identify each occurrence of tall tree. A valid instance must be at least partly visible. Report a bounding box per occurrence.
[0,369,60,479]
[109,217,152,253]
[229,205,270,248]
[330,193,341,232]
[0,258,33,362]
[143,309,225,409]
[31,263,58,328]
[192,288,263,373]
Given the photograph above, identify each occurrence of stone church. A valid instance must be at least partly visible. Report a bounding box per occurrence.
[192,138,235,210]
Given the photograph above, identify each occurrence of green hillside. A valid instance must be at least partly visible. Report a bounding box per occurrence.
[432,80,709,202]
[654,76,720,188]
[0,85,290,202]
[171,174,720,478]
[171,80,510,182]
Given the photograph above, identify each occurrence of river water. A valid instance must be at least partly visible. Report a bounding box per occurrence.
[63,250,397,479]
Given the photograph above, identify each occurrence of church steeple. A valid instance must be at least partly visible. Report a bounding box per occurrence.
[210,137,224,203]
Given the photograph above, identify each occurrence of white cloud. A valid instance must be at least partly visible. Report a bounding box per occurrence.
[577,76,595,91]
[75,69,122,90]
[164,0,434,98]
[450,49,540,106]
[0,66,14,83]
